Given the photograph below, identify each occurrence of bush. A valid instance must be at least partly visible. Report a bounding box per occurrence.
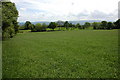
[31,23,47,32]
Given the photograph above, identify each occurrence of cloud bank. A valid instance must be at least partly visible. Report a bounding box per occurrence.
[11,0,119,22]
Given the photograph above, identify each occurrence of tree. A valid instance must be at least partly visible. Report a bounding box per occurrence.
[41,23,47,31]
[69,23,72,27]
[35,23,42,31]
[28,24,33,30]
[56,20,64,30]
[68,23,73,30]
[64,21,69,30]
[100,21,107,29]
[2,1,19,39]
[24,21,31,30]
[29,24,35,32]
[30,23,47,32]
[92,22,100,29]
[3,24,15,38]
[76,23,82,29]
[0,3,1,28]
[13,20,19,34]
[114,19,120,29]
[107,22,114,29]
[84,22,91,29]
[48,22,57,30]
[56,20,64,27]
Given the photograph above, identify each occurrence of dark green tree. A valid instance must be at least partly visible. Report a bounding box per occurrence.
[84,22,91,29]
[48,22,57,30]
[35,23,42,31]
[100,21,107,29]
[13,20,19,34]
[114,19,120,29]
[2,1,19,39]
[76,23,82,29]
[64,21,69,30]
[29,24,35,32]
[24,21,31,30]
[69,23,73,30]
[69,23,73,28]
[41,23,47,31]
[92,22,100,29]
[107,22,114,29]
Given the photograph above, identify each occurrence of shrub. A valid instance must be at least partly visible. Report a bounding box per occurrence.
[31,23,47,32]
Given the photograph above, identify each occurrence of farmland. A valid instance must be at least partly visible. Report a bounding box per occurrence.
[2,29,118,78]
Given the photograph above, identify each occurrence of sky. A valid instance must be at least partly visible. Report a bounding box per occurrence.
[10,0,119,22]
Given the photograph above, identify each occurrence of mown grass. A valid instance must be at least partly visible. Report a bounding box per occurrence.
[2,29,119,78]
[0,32,2,79]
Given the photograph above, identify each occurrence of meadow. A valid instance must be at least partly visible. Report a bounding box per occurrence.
[0,32,2,79]
[2,29,119,78]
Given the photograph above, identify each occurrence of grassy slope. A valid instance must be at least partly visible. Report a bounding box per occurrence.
[2,30,118,78]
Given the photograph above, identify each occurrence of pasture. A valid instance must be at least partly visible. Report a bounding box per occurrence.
[2,30,118,78]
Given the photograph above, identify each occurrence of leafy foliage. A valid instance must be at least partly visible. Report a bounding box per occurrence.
[20,19,120,32]
[30,23,47,32]
[107,22,114,29]
[76,23,82,29]
[92,22,101,29]
[2,1,18,39]
[64,21,69,30]
[48,22,57,30]
[24,21,31,30]
[41,23,47,31]
[114,19,120,29]
[100,21,108,29]
[83,22,91,29]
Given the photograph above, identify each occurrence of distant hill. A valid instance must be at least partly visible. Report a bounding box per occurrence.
[68,20,101,25]
[18,20,102,26]
[18,21,50,26]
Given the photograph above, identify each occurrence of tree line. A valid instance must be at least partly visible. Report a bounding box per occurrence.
[20,20,120,32]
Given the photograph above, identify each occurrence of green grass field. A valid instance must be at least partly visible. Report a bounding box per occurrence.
[2,30,119,78]
[0,32,2,79]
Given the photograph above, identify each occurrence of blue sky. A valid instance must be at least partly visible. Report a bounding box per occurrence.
[10,0,119,22]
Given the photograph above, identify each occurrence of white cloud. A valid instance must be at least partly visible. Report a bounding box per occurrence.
[11,0,119,22]
[20,8,26,11]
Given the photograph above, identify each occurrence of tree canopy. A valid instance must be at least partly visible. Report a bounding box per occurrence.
[100,21,107,29]
[2,1,19,39]
[24,21,32,30]
[84,22,91,29]
[64,21,69,30]
[48,22,57,30]
[114,19,120,29]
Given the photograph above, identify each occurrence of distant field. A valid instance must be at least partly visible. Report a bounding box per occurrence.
[2,30,119,78]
